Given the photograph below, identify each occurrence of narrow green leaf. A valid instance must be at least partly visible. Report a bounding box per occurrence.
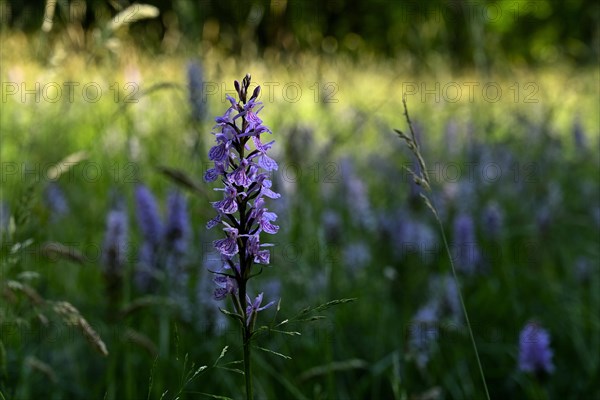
[274,318,289,327]
[221,360,244,367]
[254,345,292,360]
[213,346,228,367]
[189,393,233,400]
[420,193,438,218]
[269,329,301,336]
[218,308,244,323]
[214,366,245,375]
[293,298,357,320]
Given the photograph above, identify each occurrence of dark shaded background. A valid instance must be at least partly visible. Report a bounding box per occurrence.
[4,0,599,67]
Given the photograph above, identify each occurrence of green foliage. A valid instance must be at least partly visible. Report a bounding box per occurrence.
[3,0,598,66]
[0,38,599,399]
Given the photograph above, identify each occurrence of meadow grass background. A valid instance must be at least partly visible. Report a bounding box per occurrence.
[1,24,600,400]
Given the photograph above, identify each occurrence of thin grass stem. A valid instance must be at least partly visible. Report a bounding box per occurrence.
[394,96,490,400]
[432,206,490,400]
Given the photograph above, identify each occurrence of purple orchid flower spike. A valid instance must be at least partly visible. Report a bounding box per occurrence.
[205,75,281,399]
[134,184,164,292]
[205,75,280,280]
[204,74,280,314]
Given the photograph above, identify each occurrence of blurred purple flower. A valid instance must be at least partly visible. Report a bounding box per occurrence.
[430,274,462,324]
[134,185,164,291]
[407,302,440,369]
[389,214,437,264]
[132,186,193,300]
[165,190,190,255]
[101,208,128,274]
[536,205,551,234]
[572,116,586,151]
[135,184,163,246]
[452,212,480,274]
[411,220,437,263]
[408,273,464,368]
[518,322,555,376]
[574,257,592,283]
[135,242,159,291]
[187,60,206,122]
[482,202,504,239]
[322,209,342,244]
[442,180,477,215]
[163,191,192,318]
[343,241,371,274]
[340,158,375,231]
[0,201,10,233]
[44,182,69,220]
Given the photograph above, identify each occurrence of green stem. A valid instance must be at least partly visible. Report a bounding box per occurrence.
[243,329,253,400]
[433,210,490,400]
[398,96,488,399]
[159,310,169,357]
[159,273,170,358]
[239,283,253,400]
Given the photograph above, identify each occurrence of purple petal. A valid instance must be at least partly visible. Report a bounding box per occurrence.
[206,214,221,229]
[261,220,279,234]
[261,187,281,199]
[204,168,219,182]
[214,197,238,214]
[229,167,252,187]
[213,237,239,257]
[215,108,233,124]
[254,293,264,308]
[257,300,275,312]
[254,249,270,264]
[246,234,260,255]
[214,287,229,300]
[252,197,265,212]
[226,94,237,108]
[254,125,271,135]
[263,211,277,221]
[246,111,263,129]
[209,143,228,162]
[258,154,278,171]
[252,137,274,153]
